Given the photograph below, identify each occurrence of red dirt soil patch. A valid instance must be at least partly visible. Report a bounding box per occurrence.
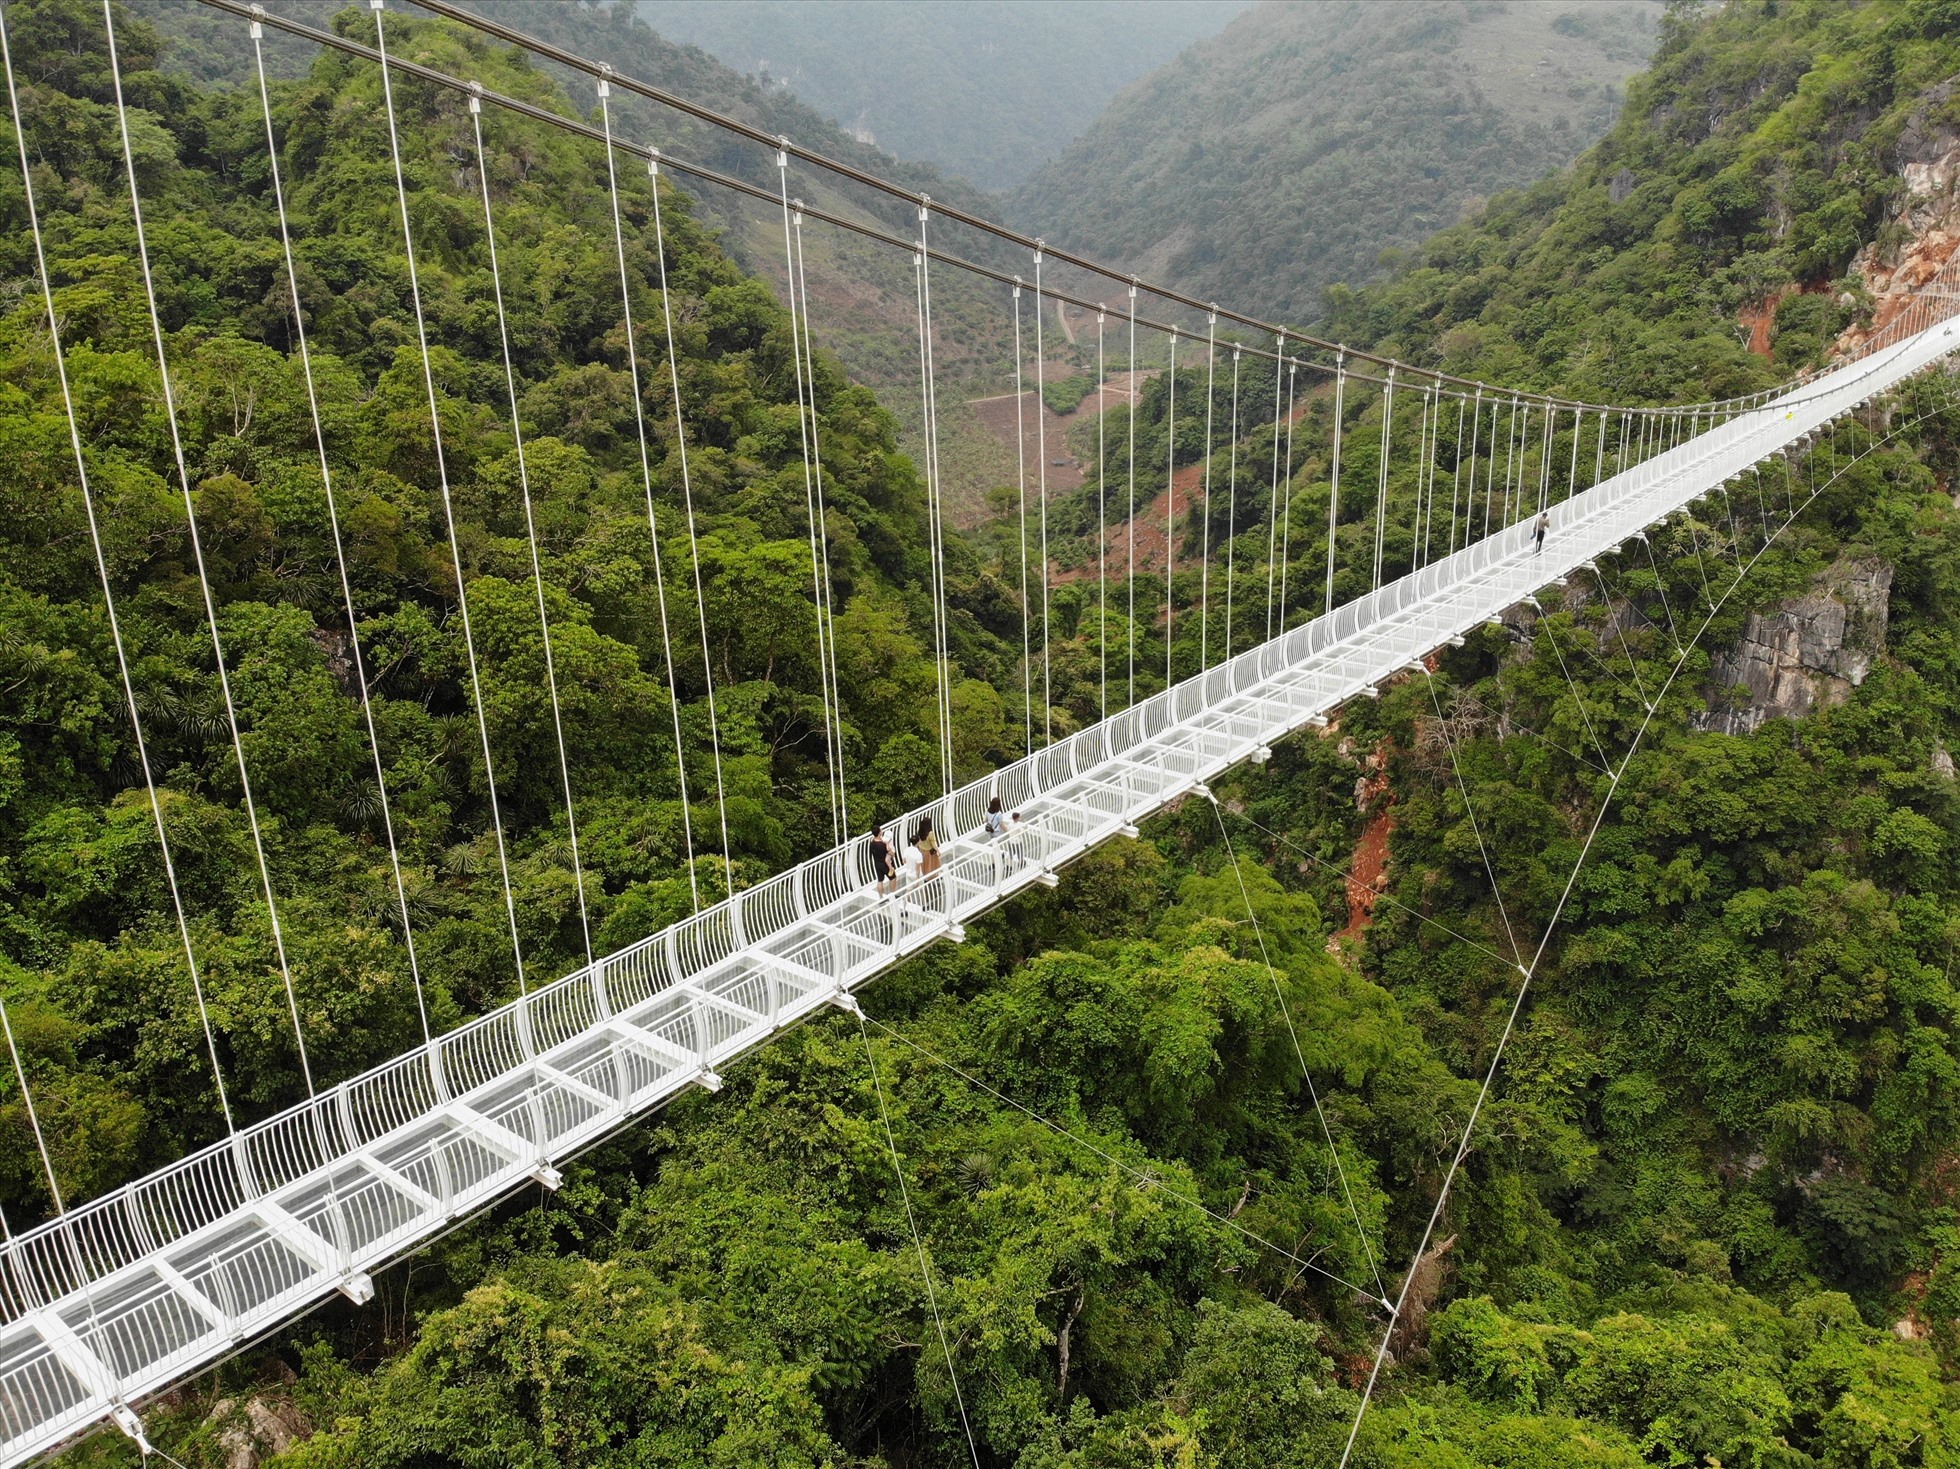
[1738,289,1790,357]
[1739,282,1832,357]
[1085,456,1206,583]
[1334,765,1396,948]
[973,368,1327,595]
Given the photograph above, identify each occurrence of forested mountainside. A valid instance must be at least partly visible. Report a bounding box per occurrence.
[1322,0,1960,396]
[637,0,1252,193]
[139,0,1019,405]
[1012,0,1663,327]
[8,2,1960,1468]
[0,0,1039,1201]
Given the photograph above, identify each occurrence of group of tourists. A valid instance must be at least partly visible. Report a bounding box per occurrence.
[866,797,1022,897]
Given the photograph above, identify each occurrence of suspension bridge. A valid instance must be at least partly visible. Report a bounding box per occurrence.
[2,2,1958,1463]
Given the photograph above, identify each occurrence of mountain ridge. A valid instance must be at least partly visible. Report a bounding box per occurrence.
[1014,0,1663,327]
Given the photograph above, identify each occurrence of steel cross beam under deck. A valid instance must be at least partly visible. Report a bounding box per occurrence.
[0,323,1951,1465]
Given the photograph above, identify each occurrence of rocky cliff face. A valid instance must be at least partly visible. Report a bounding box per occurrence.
[1836,79,1960,356]
[1697,559,1892,734]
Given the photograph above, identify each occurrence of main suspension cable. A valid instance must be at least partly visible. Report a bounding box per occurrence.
[399,0,1807,420]
[205,0,1893,436]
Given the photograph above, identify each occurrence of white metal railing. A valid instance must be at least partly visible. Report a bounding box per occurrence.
[0,318,1951,1465]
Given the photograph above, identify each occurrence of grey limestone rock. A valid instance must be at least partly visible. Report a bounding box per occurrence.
[1698,559,1892,734]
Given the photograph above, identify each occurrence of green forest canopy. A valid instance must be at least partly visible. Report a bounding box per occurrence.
[2,2,1960,1467]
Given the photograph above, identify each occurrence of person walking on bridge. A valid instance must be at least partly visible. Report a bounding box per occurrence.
[1533,510,1549,554]
[869,820,896,897]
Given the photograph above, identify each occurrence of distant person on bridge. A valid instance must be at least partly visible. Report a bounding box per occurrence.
[985,795,1008,837]
[1533,510,1549,554]
[914,815,941,876]
[869,820,896,896]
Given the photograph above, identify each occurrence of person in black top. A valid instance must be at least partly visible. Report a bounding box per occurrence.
[869,820,895,896]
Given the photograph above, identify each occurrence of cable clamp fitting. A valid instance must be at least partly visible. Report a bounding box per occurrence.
[648,147,661,178]
[110,1404,152,1453]
[596,77,610,98]
[1033,238,1043,266]
[249,19,263,40]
